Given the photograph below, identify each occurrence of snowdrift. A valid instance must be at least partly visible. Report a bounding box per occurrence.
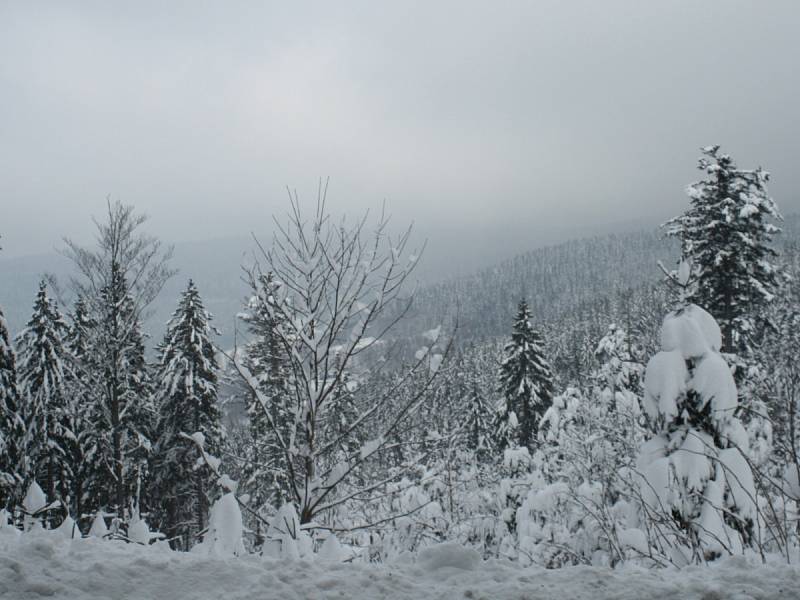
[1,526,798,600]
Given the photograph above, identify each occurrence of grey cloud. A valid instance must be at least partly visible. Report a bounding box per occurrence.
[0,0,798,261]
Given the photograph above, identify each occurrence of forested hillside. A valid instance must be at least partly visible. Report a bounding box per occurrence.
[2,163,800,576]
[402,230,676,340]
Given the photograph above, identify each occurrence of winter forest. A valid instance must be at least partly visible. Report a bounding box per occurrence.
[2,145,800,598]
[3,3,800,598]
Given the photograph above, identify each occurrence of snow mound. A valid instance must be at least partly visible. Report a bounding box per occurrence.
[128,516,154,545]
[417,542,481,571]
[55,516,79,539]
[195,493,244,557]
[262,503,312,560]
[0,527,799,599]
[23,482,47,514]
[318,534,346,562]
[88,513,108,538]
[0,509,11,530]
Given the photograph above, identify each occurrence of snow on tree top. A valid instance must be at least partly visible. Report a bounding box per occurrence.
[660,304,721,358]
[22,481,47,514]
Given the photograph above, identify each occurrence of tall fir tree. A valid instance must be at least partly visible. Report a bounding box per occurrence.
[495,300,554,451]
[62,200,173,520]
[664,145,782,355]
[63,298,97,520]
[151,281,223,549]
[240,271,293,513]
[15,281,73,507]
[84,264,155,517]
[0,304,24,508]
[119,293,156,485]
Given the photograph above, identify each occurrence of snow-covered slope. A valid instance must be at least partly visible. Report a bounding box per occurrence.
[1,528,797,600]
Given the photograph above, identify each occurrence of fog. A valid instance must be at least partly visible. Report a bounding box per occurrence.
[1,1,799,266]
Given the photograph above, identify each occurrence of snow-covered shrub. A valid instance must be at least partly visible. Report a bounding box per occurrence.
[318,533,347,561]
[194,493,245,557]
[55,514,79,539]
[262,502,313,560]
[127,504,159,545]
[442,456,503,559]
[360,473,447,561]
[89,512,108,538]
[637,303,758,564]
[22,481,47,531]
[495,446,545,561]
[516,327,647,568]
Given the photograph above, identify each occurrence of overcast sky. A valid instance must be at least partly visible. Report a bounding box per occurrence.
[1,1,798,264]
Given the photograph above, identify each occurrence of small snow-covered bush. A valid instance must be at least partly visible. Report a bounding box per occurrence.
[637,303,757,564]
[194,493,245,557]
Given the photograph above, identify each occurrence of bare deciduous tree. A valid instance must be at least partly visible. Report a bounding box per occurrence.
[233,185,450,526]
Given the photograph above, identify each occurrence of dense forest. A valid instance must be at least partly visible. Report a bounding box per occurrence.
[1,147,799,570]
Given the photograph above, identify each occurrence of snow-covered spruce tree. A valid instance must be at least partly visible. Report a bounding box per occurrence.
[462,370,495,464]
[117,290,157,476]
[63,200,173,519]
[234,189,444,527]
[238,270,294,515]
[664,146,782,356]
[151,280,223,550]
[81,266,156,517]
[15,281,73,510]
[62,297,97,522]
[637,274,757,564]
[494,300,554,452]
[0,303,24,508]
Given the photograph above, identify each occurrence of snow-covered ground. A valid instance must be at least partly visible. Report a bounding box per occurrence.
[1,528,798,600]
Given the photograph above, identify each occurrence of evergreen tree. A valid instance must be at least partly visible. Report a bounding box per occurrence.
[495,300,554,451]
[151,280,223,549]
[63,200,173,519]
[463,371,495,463]
[665,145,782,355]
[63,298,97,521]
[84,264,155,517]
[593,323,644,401]
[15,281,73,508]
[638,271,757,563]
[0,304,24,508]
[240,271,293,513]
[119,293,156,487]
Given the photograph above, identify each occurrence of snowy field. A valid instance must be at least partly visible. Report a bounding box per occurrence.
[1,529,798,600]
